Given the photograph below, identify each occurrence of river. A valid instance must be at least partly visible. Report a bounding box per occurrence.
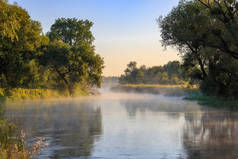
[5,90,238,159]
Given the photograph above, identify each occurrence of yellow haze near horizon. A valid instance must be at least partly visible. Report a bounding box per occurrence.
[96,37,180,77]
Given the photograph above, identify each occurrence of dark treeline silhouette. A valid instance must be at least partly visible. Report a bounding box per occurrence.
[0,0,104,96]
[159,0,238,97]
[119,61,185,84]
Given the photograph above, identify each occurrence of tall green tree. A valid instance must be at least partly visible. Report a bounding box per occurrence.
[47,18,94,46]
[159,0,238,97]
[39,41,87,95]
[159,1,209,81]
[197,0,238,59]
[0,1,43,89]
[41,18,104,95]
[0,1,104,96]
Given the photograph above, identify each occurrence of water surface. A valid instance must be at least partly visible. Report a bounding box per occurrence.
[5,91,238,159]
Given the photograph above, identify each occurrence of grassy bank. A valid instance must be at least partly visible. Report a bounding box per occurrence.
[0,118,49,159]
[0,87,89,102]
[184,89,238,108]
[112,84,238,108]
[3,89,62,101]
[0,88,64,102]
[0,87,90,158]
[111,84,197,97]
[0,89,51,159]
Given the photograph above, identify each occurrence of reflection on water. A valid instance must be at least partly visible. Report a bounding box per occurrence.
[5,92,238,159]
[184,111,238,159]
[6,100,102,159]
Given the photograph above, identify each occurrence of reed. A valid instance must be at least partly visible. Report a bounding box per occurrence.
[0,130,49,159]
[0,85,89,102]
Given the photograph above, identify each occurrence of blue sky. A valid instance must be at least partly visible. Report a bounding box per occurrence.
[10,0,180,76]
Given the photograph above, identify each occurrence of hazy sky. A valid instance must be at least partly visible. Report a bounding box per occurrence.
[10,0,180,76]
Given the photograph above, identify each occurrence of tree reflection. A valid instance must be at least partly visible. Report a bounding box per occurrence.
[6,100,102,158]
[183,111,238,159]
[120,96,199,119]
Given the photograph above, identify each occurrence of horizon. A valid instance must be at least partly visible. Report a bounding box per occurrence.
[9,0,180,76]
[2,1,238,158]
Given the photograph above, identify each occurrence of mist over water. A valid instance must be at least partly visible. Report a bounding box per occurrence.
[5,89,238,159]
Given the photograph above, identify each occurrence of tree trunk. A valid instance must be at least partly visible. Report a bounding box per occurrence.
[197,57,207,80]
[54,67,73,96]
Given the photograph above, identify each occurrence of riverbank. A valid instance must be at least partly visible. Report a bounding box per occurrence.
[111,84,238,108]
[0,99,49,159]
[185,90,238,108]
[111,84,196,97]
[0,87,90,102]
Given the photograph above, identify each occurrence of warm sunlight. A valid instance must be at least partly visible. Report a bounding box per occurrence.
[1,0,238,158]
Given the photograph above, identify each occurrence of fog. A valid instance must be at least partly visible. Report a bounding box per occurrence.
[5,88,238,159]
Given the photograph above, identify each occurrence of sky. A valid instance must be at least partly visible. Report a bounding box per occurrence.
[9,0,180,76]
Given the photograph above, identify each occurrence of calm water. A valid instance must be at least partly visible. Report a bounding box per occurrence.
[5,91,238,159]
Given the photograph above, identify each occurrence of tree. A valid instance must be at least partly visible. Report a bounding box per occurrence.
[40,41,87,95]
[197,0,238,59]
[47,18,94,47]
[125,62,137,75]
[159,0,238,97]
[0,1,43,89]
[71,44,104,88]
[0,2,104,96]
[159,1,209,81]
[42,18,104,95]
[119,61,183,85]
[164,61,182,77]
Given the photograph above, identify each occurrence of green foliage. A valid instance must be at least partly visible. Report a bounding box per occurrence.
[0,1,43,89]
[0,91,49,159]
[0,2,104,97]
[119,61,184,85]
[159,0,238,98]
[6,88,62,101]
[185,89,238,108]
[47,18,94,46]
[0,2,103,159]
[41,18,104,95]
[196,0,238,59]
[0,120,17,149]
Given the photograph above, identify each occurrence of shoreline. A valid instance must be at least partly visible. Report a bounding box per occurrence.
[111,84,195,97]
[111,84,238,108]
[0,87,97,103]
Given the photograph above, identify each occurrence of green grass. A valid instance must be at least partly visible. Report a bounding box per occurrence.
[71,83,89,96]
[112,84,238,108]
[0,89,50,159]
[111,84,197,97]
[184,89,238,109]
[0,85,90,102]
[120,83,198,88]
[3,88,62,101]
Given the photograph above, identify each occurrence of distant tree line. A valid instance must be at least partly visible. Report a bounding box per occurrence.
[159,0,238,97]
[0,0,104,95]
[119,61,185,84]
[103,76,119,85]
